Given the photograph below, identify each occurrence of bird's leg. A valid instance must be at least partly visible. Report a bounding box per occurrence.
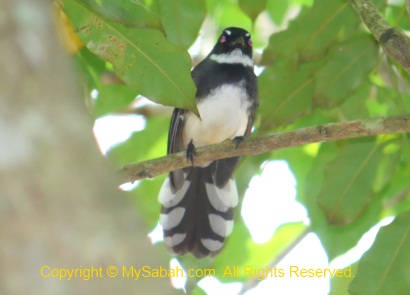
[186,139,196,165]
[233,136,244,149]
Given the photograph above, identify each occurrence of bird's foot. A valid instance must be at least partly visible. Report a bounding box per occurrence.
[233,136,244,149]
[186,139,196,165]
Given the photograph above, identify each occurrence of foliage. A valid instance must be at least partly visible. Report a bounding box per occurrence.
[59,0,410,293]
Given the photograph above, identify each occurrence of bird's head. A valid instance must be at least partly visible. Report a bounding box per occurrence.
[211,27,253,58]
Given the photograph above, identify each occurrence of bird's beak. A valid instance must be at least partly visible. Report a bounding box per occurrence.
[230,36,245,47]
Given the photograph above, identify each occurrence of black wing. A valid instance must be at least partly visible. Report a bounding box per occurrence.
[167,108,185,155]
[167,108,186,191]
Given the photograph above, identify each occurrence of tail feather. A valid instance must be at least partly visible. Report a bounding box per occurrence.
[158,162,238,258]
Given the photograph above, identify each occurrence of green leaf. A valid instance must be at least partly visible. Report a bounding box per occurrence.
[214,222,307,282]
[93,84,138,117]
[79,0,164,30]
[318,138,383,226]
[340,83,371,120]
[239,0,267,21]
[313,34,378,108]
[108,117,168,166]
[191,287,207,295]
[258,60,323,130]
[381,166,410,216]
[261,0,359,64]
[206,0,252,31]
[235,155,265,196]
[386,5,410,31]
[266,0,289,25]
[380,146,410,215]
[373,85,409,117]
[375,137,402,191]
[303,142,382,259]
[131,175,165,229]
[75,47,107,89]
[212,221,252,279]
[65,0,199,114]
[292,0,314,6]
[159,0,206,49]
[239,222,307,271]
[330,264,357,295]
[349,211,410,294]
[273,145,316,206]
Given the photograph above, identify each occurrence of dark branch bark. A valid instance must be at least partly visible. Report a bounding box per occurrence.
[120,114,410,184]
[350,0,410,74]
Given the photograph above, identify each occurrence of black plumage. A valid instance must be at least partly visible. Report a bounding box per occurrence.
[158,27,258,258]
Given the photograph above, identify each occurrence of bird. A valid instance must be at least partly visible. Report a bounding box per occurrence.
[158,27,258,258]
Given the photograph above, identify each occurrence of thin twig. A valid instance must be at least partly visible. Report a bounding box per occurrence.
[119,114,410,184]
[239,228,311,295]
[384,186,410,208]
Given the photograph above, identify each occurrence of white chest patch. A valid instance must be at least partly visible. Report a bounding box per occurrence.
[210,48,254,67]
[183,82,251,148]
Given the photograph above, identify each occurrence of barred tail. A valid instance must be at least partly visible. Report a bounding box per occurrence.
[158,164,238,258]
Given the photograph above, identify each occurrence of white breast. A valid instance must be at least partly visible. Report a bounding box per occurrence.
[183,82,250,148]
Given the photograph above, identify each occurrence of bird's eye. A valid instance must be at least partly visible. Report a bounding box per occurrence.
[248,38,253,46]
[220,35,227,43]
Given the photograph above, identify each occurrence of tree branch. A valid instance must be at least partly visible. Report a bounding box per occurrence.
[119,115,410,184]
[350,0,410,74]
